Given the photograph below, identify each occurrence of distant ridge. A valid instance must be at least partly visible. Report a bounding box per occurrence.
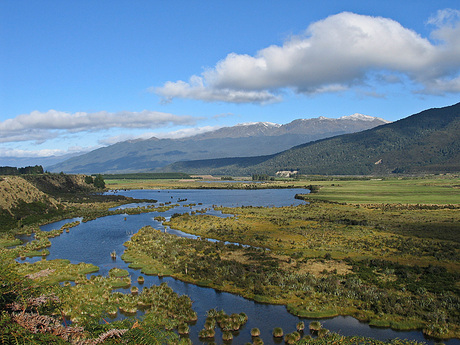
[164,103,460,175]
[48,114,388,174]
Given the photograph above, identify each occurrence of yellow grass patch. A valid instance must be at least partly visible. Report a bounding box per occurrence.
[298,259,352,276]
[0,176,59,212]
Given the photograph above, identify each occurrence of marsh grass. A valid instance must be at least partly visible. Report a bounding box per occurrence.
[251,327,261,337]
[121,223,460,337]
[109,267,129,278]
[309,321,322,332]
[4,249,196,334]
[168,203,459,268]
[0,235,22,247]
[369,318,424,331]
[144,193,459,339]
[15,259,99,285]
[287,305,339,319]
[272,327,283,338]
[109,279,131,289]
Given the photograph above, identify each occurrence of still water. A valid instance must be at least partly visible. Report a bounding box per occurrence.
[25,189,458,344]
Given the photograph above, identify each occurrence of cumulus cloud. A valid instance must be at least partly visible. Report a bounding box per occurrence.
[0,109,201,143]
[155,11,460,103]
[155,77,281,104]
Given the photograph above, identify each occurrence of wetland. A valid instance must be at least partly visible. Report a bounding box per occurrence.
[1,177,459,344]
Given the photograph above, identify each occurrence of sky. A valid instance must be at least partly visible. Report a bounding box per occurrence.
[1,0,460,163]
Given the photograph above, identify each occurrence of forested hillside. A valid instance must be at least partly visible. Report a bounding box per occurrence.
[164,103,460,175]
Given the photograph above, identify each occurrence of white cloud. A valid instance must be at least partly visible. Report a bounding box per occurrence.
[155,78,281,104]
[154,126,221,139]
[0,129,59,144]
[212,113,235,119]
[0,147,69,158]
[99,125,221,145]
[427,8,460,27]
[0,109,201,144]
[0,145,98,158]
[417,75,460,95]
[155,11,460,103]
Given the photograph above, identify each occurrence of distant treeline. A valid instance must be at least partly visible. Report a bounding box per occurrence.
[0,165,44,175]
[102,172,192,180]
[252,174,275,181]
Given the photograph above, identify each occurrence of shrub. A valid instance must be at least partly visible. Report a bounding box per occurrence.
[272,327,283,337]
[251,327,261,337]
[296,321,305,332]
[309,321,322,331]
[222,331,233,341]
[177,323,190,335]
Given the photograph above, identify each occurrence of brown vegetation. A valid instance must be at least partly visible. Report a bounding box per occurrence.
[0,176,59,213]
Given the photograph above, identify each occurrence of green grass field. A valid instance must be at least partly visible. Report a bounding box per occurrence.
[106,175,460,204]
[301,177,460,204]
[105,178,186,189]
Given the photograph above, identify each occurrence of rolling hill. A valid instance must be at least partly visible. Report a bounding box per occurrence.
[163,103,460,176]
[48,114,387,174]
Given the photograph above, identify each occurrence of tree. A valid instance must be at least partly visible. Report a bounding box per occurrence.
[0,165,44,175]
[19,165,44,174]
[93,174,105,189]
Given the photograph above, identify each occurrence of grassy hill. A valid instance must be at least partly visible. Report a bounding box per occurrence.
[0,176,59,215]
[165,103,460,176]
[0,176,64,231]
[0,174,102,232]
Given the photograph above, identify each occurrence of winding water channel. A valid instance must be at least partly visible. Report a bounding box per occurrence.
[20,189,459,344]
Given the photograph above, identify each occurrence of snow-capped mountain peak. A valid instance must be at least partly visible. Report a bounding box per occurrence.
[340,113,390,123]
[237,122,281,127]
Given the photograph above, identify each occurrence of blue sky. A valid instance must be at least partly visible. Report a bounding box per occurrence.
[1,0,460,162]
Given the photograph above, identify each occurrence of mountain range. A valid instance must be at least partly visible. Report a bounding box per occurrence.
[164,103,460,176]
[48,114,388,174]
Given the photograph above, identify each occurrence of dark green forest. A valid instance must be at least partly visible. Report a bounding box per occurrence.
[165,103,460,176]
[0,165,44,175]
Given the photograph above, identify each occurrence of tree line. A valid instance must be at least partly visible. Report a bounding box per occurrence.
[0,165,44,175]
[84,174,106,189]
[252,174,275,181]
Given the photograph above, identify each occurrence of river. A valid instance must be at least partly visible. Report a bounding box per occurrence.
[20,189,459,344]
